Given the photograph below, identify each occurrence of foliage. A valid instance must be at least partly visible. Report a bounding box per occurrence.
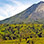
[0,24,44,44]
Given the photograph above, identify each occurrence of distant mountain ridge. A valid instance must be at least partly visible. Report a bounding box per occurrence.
[0,1,44,24]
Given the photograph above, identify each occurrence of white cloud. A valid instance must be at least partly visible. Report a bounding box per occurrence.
[0,15,7,20]
[8,0,23,6]
[0,0,32,20]
[0,7,8,16]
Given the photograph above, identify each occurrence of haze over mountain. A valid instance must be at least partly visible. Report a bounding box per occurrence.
[0,1,44,24]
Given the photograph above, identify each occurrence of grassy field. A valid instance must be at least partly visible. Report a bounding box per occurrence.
[0,24,44,44]
[0,38,44,44]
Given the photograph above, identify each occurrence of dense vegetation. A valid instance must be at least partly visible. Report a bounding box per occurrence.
[0,24,44,44]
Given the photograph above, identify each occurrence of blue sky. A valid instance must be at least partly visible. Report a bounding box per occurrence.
[0,0,44,20]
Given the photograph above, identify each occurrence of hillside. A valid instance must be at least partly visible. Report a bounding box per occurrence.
[0,1,44,24]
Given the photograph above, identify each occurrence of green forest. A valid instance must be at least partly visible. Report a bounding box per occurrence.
[0,24,44,44]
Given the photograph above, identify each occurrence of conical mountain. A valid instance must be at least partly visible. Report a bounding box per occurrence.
[0,1,44,24]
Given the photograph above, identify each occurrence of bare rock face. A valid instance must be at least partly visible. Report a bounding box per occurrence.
[28,2,44,23]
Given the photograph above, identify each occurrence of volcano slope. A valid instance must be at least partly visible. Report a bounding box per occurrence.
[0,1,44,24]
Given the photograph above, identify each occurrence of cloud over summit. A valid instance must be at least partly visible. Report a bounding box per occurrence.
[0,0,44,20]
